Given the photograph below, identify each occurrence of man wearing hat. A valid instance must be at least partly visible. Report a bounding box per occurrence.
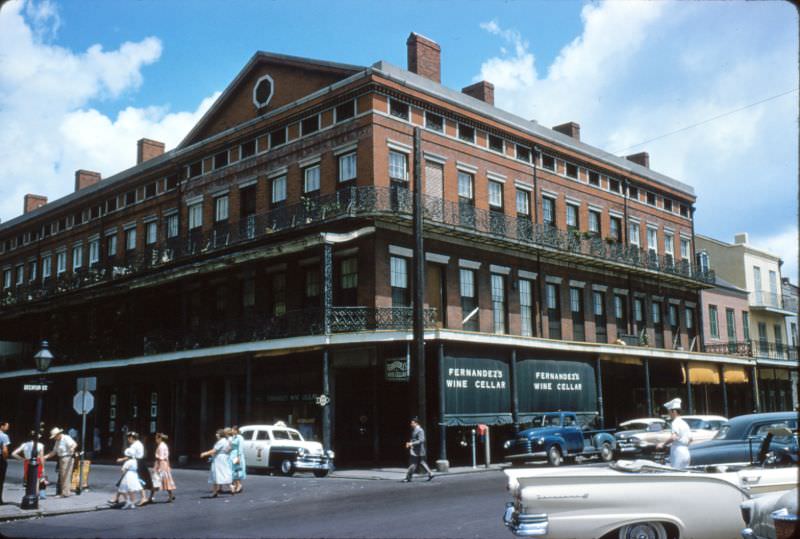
[403,417,434,482]
[658,398,691,469]
[45,427,77,497]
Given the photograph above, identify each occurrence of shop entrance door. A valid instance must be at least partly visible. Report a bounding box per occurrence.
[334,367,376,465]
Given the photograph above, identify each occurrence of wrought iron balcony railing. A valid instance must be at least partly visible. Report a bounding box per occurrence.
[0,186,714,310]
[43,306,437,365]
[703,340,798,362]
[752,291,796,311]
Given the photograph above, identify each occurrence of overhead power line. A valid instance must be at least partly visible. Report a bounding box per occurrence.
[611,88,798,154]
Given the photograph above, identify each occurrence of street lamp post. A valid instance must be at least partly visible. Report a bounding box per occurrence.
[20,341,53,510]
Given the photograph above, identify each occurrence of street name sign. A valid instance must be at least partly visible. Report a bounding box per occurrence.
[23,383,48,391]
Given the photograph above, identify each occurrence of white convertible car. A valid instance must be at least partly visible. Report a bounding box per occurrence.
[503,461,797,539]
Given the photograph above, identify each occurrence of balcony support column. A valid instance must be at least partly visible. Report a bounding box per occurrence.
[322,347,331,452]
[719,364,729,417]
[412,127,427,424]
[684,361,694,414]
[323,242,333,335]
[751,365,761,412]
[595,357,605,429]
[643,358,652,416]
[436,342,449,472]
[510,348,519,433]
[244,357,252,422]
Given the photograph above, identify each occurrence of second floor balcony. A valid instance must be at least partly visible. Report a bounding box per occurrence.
[703,340,798,362]
[751,290,797,314]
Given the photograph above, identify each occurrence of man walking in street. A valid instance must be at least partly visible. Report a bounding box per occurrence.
[403,417,433,483]
[45,427,77,497]
[0,420,10,504]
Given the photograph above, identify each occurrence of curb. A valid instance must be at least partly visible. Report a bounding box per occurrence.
[0,504,111,523]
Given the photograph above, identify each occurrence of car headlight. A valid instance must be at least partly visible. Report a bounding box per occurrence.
[637,439,648,448]
[504,440,512,449]
[326,450,335,459]
[537,437,545,444]
[297,448,308,457]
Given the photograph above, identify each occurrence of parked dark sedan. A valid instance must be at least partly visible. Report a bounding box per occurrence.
[689,412,797,466]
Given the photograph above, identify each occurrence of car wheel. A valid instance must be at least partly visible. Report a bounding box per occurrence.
[280,459,295,476]
[617,521,667,539]
[600,442,614,462]
[313,469,329,478]
[547,446,563,467]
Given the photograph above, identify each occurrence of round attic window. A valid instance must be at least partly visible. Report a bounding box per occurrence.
[252,74,275,109]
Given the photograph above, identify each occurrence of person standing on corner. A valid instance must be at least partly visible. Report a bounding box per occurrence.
[658,398,691,469]
[11,432,47,499]
[229,426,246,494]
[0,420,10,504]
[403,417,434,483]
[45,427,77,497]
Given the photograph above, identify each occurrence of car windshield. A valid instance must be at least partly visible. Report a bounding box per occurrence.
[713,424,731,440]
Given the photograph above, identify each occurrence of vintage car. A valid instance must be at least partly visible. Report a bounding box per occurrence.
[741,488,798,539]
[682,414,728,444]
[503,412,616,466]
[503,460,798,538]
[690,412,798,466]
[614,418,668,456]
[240,423,334,477]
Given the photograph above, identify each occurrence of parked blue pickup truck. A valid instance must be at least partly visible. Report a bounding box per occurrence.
[503,412,617,466]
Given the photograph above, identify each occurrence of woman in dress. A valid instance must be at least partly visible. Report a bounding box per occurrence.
[117,448,143,509]
[126,432,154,505]
[153,433,176,502]
[229,426,246,494]
[200,429,232,497]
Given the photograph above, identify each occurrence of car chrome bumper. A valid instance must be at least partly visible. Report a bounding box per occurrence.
[506,451,547,460]
[294,455,334,471]
[503,502,548,536]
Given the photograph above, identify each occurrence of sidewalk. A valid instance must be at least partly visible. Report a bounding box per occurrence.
[0,481,111,522]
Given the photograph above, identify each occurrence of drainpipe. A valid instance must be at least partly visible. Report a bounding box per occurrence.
[436,343,449,472]
[684,361,694,414]
[643,358,652,416]
[690,205,705,352]
[719,364,729,417]
[595,357,605,428]
[510,348,519,433]
[412,127,427,423]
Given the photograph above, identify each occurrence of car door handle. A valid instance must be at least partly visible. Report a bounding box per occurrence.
[742,475,761,483]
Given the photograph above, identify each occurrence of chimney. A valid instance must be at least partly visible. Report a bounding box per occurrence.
[553,122,581,140]
[137,138,165,164]
[75,170,101,192]
[626,151,650,168]
[407,32,441,83]
[734,233,748,245]
[462,81,494,106]
[24,194,47,214]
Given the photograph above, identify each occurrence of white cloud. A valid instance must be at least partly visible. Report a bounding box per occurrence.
[476,2,797,279]
[0,0,216,223]
[751,227,799,285]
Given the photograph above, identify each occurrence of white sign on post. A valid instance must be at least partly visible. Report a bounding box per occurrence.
[73,390,94,415]
[76,377,97,392]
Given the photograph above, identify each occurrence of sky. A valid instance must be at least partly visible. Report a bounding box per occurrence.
[0,0,797,281]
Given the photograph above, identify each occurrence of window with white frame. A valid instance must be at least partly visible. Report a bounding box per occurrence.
[390,255,409,307]
[566,204,579,230]
[29,260,37,281]
[166,214,179,238]
[570,287,582,313]
[188,203,203,229]
[709,305,719,338]
[680,238,691,259]
[543,197,555,226]
[89,239,100,264]
[593,291,604,316]
[516,189,530,216]
[339,152,357,182]
[488,180,503,209]
[340,257,358,289]
[519,278,533,337]
[457,171,474,200]
[215,195,229,222]
[425,112,443,132]
[491,273,506,333]
[589,210,601,235]
[389,151,408,181]
[107,234,117,257]
[305,269,320,299]
[56,251,66,274]
[146,222,158,244]
[72,244,83,270]
[42,256,52,279]
[546,283,558,309]
[614,295,624,319]
[686,307,694,329]
[664,233,674,260]
[303,165,320,193]
[2,269,10,289]
[634,298,643,322]
[647,227,658,254]
[651,301,661,324]
[15,264,24,285]
[125,228,137,251]
[628,223,640,246]
[271,175,287,204]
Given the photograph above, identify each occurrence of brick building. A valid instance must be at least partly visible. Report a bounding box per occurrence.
[0,34,772,466]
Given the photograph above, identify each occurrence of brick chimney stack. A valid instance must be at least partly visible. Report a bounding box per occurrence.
[407,32,441,83]
[626,152,650,168]
[75,170,101,192]
[137,138,165,165]
[24,194,48,214]
[553,122,581,140]
[462,81,494,106]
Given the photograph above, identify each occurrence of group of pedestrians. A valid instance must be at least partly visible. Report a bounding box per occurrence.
[109,431,176,509]
[200,426,246,498]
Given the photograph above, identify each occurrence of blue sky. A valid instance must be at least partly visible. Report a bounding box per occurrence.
[0,0,797,279]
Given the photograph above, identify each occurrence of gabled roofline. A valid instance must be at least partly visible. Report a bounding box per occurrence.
[178,51,364,149]
[371,60,696,198]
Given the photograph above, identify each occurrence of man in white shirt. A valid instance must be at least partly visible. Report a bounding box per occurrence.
[11,435,46,499]
[0,420,10,505]
[45,427,77,497]
[658,398,691,469]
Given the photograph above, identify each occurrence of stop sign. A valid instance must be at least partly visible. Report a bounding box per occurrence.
[73,390,94,415]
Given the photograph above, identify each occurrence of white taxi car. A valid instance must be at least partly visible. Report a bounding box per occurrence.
[240,423,334,477]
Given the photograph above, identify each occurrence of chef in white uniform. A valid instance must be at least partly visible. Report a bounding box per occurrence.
[659,398,691,469]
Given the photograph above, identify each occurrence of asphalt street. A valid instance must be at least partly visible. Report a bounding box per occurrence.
[0,463,510,538]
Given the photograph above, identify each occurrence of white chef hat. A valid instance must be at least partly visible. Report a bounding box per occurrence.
[664,398,682,411]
